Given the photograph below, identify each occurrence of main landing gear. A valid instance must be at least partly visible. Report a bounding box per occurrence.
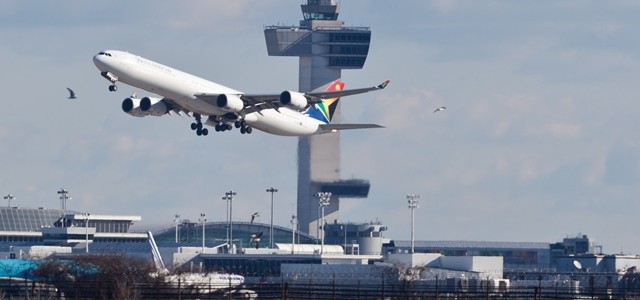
[235,120,253,134]
[213,120,252,134]
[190,115,208,136]
[190,115,253,137]
[215,123,232,132]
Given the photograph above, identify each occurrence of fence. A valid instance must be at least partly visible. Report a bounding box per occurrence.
[1,277,639,300]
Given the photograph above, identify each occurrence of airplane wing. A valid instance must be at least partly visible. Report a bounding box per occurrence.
[193,80,390,109]
[304,80,390,103]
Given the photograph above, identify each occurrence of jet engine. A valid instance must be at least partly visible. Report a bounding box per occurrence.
[140,97,168,116]
[122,97,146,117]
[216,94,244,113]
[279,91,308,110]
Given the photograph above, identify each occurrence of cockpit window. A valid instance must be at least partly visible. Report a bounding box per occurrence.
[98,51,112,57]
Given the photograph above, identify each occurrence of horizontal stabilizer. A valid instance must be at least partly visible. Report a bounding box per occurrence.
[319,124,384,131]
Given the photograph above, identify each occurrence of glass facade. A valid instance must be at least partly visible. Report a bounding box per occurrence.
[329,32,371,43]
[383,240,551,269]
[0,207,64,232]
[0,207,145,247]
[153,222,317,247]
[204,257,321,277]
[303,12,338,20]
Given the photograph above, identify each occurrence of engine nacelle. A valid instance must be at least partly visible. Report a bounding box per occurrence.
[122,97,146,117]
[140,97,168,116]
[279,91,308,111]
[216,94,244,113]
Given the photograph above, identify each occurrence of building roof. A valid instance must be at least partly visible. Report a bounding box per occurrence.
[0,207,65,232]
[390,240,550,250]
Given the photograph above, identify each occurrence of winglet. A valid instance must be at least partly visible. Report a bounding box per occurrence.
[377,80,390,90]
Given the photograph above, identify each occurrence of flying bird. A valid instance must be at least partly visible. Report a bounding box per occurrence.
[66,88,77,99]
[250,212,260,224]
[250,232,263,249]
[433,106,446,113]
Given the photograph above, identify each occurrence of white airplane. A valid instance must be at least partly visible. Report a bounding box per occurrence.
[93,50,389,136]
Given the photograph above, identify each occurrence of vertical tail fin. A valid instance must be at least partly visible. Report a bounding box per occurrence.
[304,80,344,124]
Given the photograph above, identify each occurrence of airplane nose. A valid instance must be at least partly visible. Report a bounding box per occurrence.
[93,54,106,70]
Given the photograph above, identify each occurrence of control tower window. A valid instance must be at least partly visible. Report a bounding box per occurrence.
[303,12,338,20]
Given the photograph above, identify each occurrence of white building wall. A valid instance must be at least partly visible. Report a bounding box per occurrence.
[439,256,503,279]
[386,253,442,268]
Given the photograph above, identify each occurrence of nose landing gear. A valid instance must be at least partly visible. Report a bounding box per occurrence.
[101,72,119,92]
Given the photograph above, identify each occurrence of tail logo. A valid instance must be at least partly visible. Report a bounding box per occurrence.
[303,80,345,123]
[313,81,343,123]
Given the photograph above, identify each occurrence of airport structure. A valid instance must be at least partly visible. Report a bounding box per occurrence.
[4,202,640,296]
[264,0,373,237]
[5,2,640,298]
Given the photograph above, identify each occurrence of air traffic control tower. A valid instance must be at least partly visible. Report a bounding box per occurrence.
[264,0,373,238]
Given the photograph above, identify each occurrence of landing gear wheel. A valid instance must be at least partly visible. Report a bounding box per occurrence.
[226,124,232,131]
[240,127,246,134]
[235,121,242,128]
[196,129,202,136]
[191,123,198,130]
[201,128,208,136]
[246,127,253,134]
[108,84,117,92]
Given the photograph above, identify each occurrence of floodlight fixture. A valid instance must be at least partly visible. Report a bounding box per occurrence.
[223,191,237,253]
[82,213,90,253]
[407,194,420,254]
[266,187,279,248]
[199,213,206,252]
[4,194,15,207]
[315,192,332,254]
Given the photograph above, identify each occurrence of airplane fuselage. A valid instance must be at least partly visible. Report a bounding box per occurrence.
[93,50,325,136]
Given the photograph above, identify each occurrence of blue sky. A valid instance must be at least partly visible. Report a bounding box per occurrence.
[2,1,640,254]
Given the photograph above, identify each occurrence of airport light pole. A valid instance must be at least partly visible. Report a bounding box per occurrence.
[315,192,331,255]
[224,191,237,253]
[199,213,206,253]
[83,213,90,253]
[343,224,347,254]
[407,194,420,254]
[4,194,15,207]
[57,188,71,227]
[174,214,181,243]
[266,187,278,248]
[290,214,297,254]
[222,195,230,245]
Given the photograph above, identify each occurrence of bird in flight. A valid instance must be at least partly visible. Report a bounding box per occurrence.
[433,106,446,113]
[250,212,260,224]
[66,88,77,99]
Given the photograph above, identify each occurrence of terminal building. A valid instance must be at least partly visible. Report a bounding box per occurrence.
[0,206,144,245]
[2,203,640,295]
[382,240,551,270]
